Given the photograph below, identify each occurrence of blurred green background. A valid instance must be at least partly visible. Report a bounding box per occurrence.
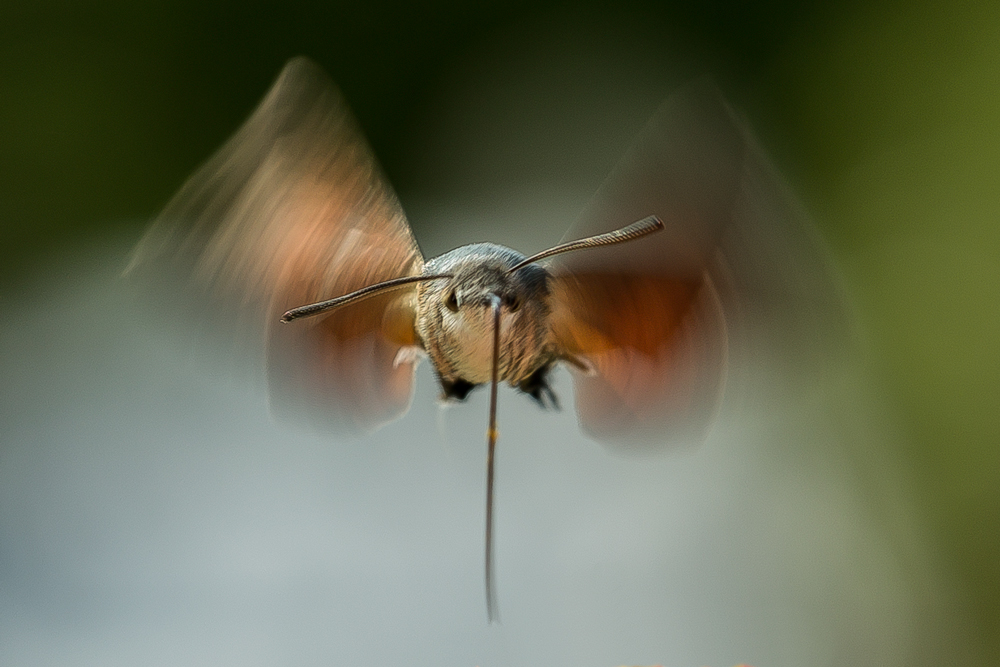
[2,0,997,660]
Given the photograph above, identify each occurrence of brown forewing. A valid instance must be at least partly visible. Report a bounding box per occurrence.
[549,81,840,448]
[129,57,423,435]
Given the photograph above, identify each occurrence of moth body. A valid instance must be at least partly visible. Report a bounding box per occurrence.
[415,243,559,406]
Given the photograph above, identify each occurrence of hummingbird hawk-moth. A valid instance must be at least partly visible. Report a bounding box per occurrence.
[130,57,836,622]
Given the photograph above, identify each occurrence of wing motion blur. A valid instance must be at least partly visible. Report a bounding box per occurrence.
[128,57,423,434]
[550,83,842,448]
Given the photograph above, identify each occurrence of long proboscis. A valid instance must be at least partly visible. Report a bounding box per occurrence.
[482,217,662,622]
[485,294,501,623]
[280,274,452,323]
[506,214,664,273]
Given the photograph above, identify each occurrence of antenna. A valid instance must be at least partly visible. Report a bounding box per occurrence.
[507,215,664,273]
[280,274,452,323]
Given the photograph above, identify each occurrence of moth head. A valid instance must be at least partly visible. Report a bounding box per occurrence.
[422,243,548,327]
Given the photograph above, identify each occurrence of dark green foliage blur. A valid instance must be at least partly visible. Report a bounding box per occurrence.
[2,0,997,659]
[0,0,820,284]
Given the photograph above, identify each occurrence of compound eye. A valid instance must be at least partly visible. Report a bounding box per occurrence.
[445,290,459,313]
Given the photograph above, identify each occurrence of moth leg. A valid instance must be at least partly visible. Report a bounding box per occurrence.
[560,353,594,376]
[439,376,478,402]
[518,365,560,411]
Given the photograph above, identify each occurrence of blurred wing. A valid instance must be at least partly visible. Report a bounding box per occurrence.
[129,57,423,435]
[551,271,727,447]
[550,82,842,448]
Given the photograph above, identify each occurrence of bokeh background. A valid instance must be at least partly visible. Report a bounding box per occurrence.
[2,1,998,666]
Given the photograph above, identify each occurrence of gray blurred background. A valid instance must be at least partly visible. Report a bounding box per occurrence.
[2,1,998,666]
